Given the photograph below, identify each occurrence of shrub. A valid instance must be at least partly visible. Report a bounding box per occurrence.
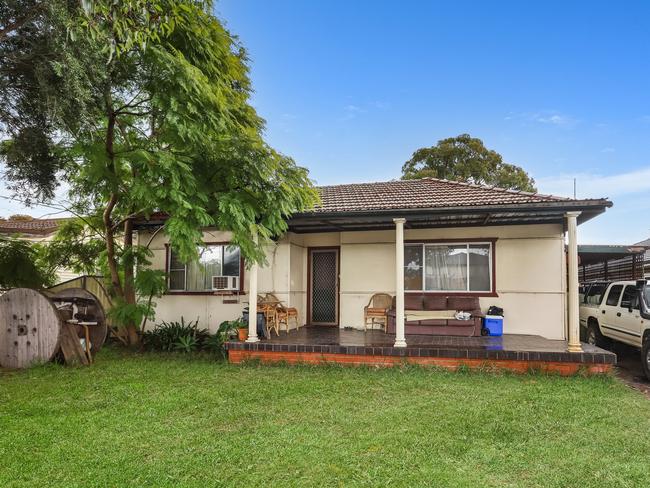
[142,317,208,352]
[143,317,243,356]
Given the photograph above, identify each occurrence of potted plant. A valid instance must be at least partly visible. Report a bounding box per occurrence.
[234,318,248,341]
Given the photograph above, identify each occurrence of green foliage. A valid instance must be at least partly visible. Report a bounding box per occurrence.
[402,134,537,192]
[0,237,55,289]
[172,334,198,353]
[142,317,209,352]
[1,0,318,339]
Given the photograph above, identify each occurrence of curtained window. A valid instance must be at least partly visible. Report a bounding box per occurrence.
[168,244,241,292]
[404,242,492,292]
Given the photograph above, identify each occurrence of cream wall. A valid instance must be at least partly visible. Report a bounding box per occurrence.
[139,228,304,332]
[141,223,568,339]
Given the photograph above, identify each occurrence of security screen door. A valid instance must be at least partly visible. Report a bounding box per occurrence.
[309,248,339,325]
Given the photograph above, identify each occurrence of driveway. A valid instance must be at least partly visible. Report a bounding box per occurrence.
[608,342,650,398]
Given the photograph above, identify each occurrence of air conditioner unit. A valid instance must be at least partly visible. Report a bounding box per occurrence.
[212,275,239,291]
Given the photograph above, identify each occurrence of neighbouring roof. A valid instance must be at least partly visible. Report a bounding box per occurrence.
[578,244,647,266]
[0,218,62,236]
[635,238,650,247]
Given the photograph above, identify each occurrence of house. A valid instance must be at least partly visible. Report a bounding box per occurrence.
[634,238,650,278]
[578,244,648,282]
[136,177,615,374]
[0,217,78,283]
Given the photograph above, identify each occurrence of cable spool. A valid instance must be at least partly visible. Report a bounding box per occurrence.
[0,287,108,369]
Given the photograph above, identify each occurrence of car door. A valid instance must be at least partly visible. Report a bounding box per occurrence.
[616,285,644,347]
[600,284,624,342]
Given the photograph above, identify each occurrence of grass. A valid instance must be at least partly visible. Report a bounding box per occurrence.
[1,348,650,488]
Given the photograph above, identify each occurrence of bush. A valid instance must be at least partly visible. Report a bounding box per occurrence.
[142,317,243,356]
[142,317,209,353]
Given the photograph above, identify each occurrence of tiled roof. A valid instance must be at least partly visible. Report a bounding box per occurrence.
[0,218,61,235]
[634,238,650,247]
[312,177,588,213]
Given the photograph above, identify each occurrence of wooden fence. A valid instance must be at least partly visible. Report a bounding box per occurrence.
[580,252,650,282]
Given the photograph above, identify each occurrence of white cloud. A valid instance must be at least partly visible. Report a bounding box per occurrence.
[536,167,650,199]
[504,110,578,128]
[600,147,615,153]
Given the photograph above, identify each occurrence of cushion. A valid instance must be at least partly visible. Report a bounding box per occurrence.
[423,295,448,310]
[405,310,456,320]
[417,319,447,326]
[447,296,480,311]
[404,294,424,310]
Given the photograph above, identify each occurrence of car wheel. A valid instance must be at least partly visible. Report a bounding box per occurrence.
[642,339,650,381]
[587,322,606,347]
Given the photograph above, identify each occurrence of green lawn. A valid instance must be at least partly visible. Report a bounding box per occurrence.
[1,349,649,487]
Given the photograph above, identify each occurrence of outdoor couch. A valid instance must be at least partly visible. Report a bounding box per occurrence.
[386,294,484,337]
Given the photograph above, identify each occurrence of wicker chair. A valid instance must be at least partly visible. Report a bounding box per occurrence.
[364,293,393,332]
[265,293,299,334]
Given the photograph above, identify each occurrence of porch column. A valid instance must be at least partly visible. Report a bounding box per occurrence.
[246,244,260,343]
[394,218,407,348]
[566,211,582,353]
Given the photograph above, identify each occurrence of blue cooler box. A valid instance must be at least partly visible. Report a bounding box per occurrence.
[483,315,503,336]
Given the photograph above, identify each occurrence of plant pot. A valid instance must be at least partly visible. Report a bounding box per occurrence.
[238,327,248,341]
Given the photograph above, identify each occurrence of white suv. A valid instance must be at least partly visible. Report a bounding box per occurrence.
[579,280,650,379]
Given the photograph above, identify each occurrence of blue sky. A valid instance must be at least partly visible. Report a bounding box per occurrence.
[1,1,648,244]
[214,0,650,244]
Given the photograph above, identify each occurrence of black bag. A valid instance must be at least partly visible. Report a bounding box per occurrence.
[487,305,504,317]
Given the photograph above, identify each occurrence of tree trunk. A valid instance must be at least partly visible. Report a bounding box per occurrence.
[122,218,139,346]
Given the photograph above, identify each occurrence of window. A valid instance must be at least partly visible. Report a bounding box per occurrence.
[168,244,241,292]
[585,283,608,305]
[620,285,639,310]
[404,242,492,293]
[605,285,623,306]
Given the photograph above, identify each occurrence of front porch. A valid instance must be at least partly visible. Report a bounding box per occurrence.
[225,327,615,375]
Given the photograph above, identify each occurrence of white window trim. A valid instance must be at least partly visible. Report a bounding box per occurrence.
[405,241,494,293]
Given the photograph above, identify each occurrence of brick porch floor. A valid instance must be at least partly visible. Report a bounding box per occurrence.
[225,327,616,375]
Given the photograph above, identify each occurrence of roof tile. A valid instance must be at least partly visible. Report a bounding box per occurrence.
[313,177,584,213]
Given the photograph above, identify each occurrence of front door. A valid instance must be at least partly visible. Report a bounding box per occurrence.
[309,248,339,325]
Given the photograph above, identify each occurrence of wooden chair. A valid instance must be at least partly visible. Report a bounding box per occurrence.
[364,293,393,332]
[265,293,299,334]
[257,295,280,337]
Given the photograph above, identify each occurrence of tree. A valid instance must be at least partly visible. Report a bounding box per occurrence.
[401,134,537,192]
[0,237,54,289]
[0,1,318,345]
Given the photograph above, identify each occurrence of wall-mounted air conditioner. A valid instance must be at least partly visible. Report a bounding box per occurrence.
[211,275,239,291]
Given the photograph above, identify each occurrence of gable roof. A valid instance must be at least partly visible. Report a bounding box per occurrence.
[314,177,579,213]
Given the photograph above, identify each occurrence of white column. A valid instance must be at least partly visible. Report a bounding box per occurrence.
[566,211,582,352]
[246,251,260,343]
[394,218,407,348]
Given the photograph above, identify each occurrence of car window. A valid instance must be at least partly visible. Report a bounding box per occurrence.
[605,285,623,306]
[579,284,589,303]
[620,285,639,310]
[585,283,607,305]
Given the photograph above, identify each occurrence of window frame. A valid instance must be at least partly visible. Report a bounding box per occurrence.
[605,284,624,307]
[620,285,640,311]
[164,241,245,295]
[404,238,497,297]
